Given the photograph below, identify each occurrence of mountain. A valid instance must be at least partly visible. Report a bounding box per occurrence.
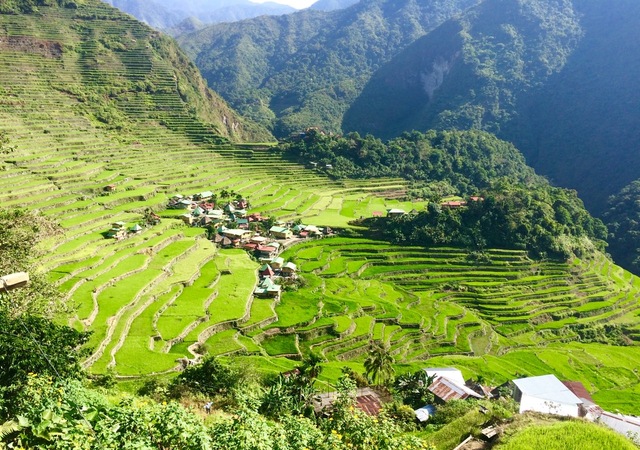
[309,0,360,11]
[0,0,271,142]
[178,0,481,137]
[102,0,295,32]
[344,0,640,216]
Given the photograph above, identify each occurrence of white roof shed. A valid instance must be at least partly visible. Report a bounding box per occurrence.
[512,374,583,417]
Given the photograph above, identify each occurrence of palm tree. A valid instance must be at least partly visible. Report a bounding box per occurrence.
[301,352,324,380]
[364,343,395,386]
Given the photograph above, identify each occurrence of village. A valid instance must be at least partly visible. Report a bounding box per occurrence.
[104,188,334,299]
[100,188,640,445]
[317,366,640,447]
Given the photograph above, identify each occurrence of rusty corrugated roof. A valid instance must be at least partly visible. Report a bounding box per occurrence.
[428,376,483,402]
[562,381,595,404]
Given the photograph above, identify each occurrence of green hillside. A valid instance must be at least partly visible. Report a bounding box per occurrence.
[0,0,273,143]
[0,0,427,371]
[2,0,640,419]
[178,0,480,136]
[344,0,640,217]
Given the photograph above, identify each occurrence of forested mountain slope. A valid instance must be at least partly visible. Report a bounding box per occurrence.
[178,0,480,136]
[345,0,640,216]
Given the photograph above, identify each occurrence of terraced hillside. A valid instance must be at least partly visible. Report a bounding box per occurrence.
[3,1,640,415]
[274,238,640,359]
[266,238,640,411]
[0,2,425,375]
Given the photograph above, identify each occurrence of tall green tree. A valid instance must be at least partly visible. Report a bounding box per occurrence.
[364,343,395,386]
[604,179,640,274]
[170,356,241,398]
[0,309,90,411]
[393,370,435,409]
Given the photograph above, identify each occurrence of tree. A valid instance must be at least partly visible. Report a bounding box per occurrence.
[364,343,395,386]
[0,131,15,154]
[393,370,435,409]
[604,180,640,274]
[0,209,62,316]
[170,356,240,397]
[300,352,323,380]
[0,308,90,409]
[259,372,317,419]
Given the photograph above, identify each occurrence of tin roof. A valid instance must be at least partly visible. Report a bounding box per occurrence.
[513,374,582,406]
[425,368,466,386]
[428,376,483,402]
[562,381,595,404]
[314,388,384,416]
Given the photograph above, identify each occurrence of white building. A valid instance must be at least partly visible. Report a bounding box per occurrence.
[512,374,583,417]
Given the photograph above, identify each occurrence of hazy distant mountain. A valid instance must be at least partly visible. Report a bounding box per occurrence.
[102,0,295,32]
[179,0,480,136]
[345,0,640,216]
[309,0,360,11]
[103,0,181,29]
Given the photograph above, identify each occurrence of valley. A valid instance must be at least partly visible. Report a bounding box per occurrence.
[1,1,640,448]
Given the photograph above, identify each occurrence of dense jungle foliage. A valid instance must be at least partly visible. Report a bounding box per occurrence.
[604,180,640,274]
[281,129,540,197]
[282,129,606,259]
[362,184,607,260]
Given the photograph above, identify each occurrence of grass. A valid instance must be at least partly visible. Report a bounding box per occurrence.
[493,418,637,450]
[262,334,298,356]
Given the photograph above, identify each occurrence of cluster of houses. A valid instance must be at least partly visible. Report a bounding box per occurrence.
[105,221,143,240]
[314,366,639,445]
[103,210,161,240]
[253,257,298,299]
[167,191,258,228]
[212,223,329,251]
[412,367,640,444]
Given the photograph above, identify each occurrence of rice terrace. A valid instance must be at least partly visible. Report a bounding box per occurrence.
[2,0,640,431]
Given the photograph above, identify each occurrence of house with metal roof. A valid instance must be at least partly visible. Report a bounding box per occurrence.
[222,228,252,241]
[314,388,387,416]
[387,208,406,217]
[512,374,583,417]
[270,257,285,269]
[281,262,298,277]
[270,226,293,239]
[428,376,483,402]
[254,277,281,298]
